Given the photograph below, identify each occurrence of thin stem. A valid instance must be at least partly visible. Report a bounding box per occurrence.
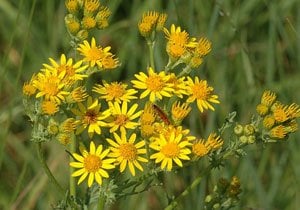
[69,134,76,199]
[97,193,106,210]
[147,40,155,71]
[36,143,65,195]
[164,165,212,210]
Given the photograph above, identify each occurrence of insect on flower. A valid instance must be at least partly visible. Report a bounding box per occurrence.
[152,103,171,125]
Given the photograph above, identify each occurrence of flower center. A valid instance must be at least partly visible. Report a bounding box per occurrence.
[192,142,208,157]
[161,142,180,158]
[107,83,125,99]
[146,75,164,92]
[44,81,59,96]
[167,43,185,58]
[84,154,102,173]
[119,143,137,161]
[114,114,128,126]
[87,47,103,61]
[84,110,98,124]
[192,82,211,100]
[168,32,188,46]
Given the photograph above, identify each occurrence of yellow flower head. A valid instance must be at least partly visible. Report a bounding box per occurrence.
[156,13,167,31]
[77,37,119,69]
[93,81,137,104]
[34,69,69,104]
[140,123,155,138]
[71,96,110,138]
[185,76,220,113]
[43,54,88,85]
[107,102,142,133]
[194,37,212,56]
[131,67,174,102]
[167,74,187,98]
[192,139,209,157]
[150,131,191,171]
[263,115,275,129]
[138,11,159,37]
[82,15,96,29]
[57,133,72,146]
[273,105,290,123]
[106,128,148,176]
[84,0,100,15]
[65,0,80,14]
[60,118,77,133]
[68,86,89,103]
[95,6,111,29]
[41,100,59,115]
[256,103,269,116]
[192,133,223,157]
[65,14,80,35]
[140,102,156,125]
[70,141,115,187]
[269,125,288,139]
[286,103,300,119]
[171,101,191,124]
[23,74,37,96]
[261,90,276,107]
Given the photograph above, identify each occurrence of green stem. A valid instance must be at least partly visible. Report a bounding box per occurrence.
[97,193,106,210]
[178,65,192,77]
[36,143,65,195]
[164,166,212,210]
[69,134,76,199]
[147,40,155,71]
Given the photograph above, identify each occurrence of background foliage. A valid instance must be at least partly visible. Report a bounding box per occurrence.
[0,0,300,209]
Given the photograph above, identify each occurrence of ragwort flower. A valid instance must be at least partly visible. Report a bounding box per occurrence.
[150,131,191,171]
[70,141,115,187]
[185,76,220,113]
[106,128,148,176]
[71,96,110,138]
[131,67,174,102]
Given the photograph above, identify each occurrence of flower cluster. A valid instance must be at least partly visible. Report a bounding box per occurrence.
[23,6,300,210]
[65,0,111,41]
[256,90,299,140]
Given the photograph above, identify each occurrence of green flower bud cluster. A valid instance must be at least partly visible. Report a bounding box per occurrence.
[234,123,257,144]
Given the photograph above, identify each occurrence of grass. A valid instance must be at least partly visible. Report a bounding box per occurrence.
[1,0,300,209]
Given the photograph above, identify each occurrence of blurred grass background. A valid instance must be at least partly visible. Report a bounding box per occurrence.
[1,0,300,209]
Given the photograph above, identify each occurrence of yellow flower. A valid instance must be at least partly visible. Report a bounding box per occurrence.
[67,86,89,103]
[82,15,96,29]
[286,103,300,119]
[185,76,220,112]
[269,125,287,139]
[65,0,79,14]
[93,81,137,103]
[70,141,115,187]
[263,115,275,129]
[65,14,80,35]
[193,37,212,56]
[150,131,191,171]
[34,69,69,104]
[171,101,191,124]
[107,102,142,133]
[60,118,77,133]
[57,133,72,145]
[71,97,110,138]
[138,11,166,37]
[77,37,119,69]
[261,90,276,107]
[43,54,88,85]
[256,103,269,116]
[192,140,209,157]
[140,102,156,125]
[95,6,111,29]
[106,128,148,176]
[164,24,195,59]
[131,67,174,102]
[192,133,223,157]
[84,0,100,14]
[41,100,59,115]
[273,105,289,123]
[138,11,158,36]
[167,74,187,98]
[140,124,155,138]
[23,74,37,96]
